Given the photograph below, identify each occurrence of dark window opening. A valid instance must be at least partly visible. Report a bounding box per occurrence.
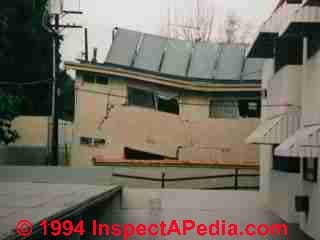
[238,100,261,118]
[127,87,179,114]
[94,138,106,145]
[81,71,109,85]
[128,88,155,109]
[80,137,92,145]
[303,157,318,182]
[209,100,239,119]
[95,75,109,85]
[308,35,320,59]
[158,97,179,114]
[209,99,260,119]
[82,71,95,83]
[272,145,300,173]
[274,37,303,73]
[80,137,106,146]
[124,147,165,160]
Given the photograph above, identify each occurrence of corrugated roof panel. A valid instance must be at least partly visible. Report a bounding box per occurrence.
[105,28,142,66]
[133,34,167,71]
[213,45,247,80]
[160,39,193,76]
[242,58,264,80]
[188,42,220,79]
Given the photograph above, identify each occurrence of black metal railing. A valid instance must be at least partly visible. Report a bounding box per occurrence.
[112,168,259,190]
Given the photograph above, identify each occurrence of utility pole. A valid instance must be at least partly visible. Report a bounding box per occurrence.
[84,28,89,62]
[50,14,60,166]
[48,1,82,166]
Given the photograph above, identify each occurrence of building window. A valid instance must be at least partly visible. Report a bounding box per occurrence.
[238,100,261,118]
[80,137,106,146]
[210,100,239,119]
[209,99,260,119]
[80,137,92,145]
[94,138,106,145]
[95,75,109,85]
[82,72,95,83]
[303,157,318,182]
[272,145,300,173]
[128,87,156,109]
[81,71,109,85]
[157,96,179,115]
[127,87,179,114]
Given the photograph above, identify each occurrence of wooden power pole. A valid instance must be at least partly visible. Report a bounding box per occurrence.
[48,1,82,165]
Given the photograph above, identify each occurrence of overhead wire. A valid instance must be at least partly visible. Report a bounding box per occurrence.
[0,80,51,86]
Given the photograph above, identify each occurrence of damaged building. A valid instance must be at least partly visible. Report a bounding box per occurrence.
[65,28,264,166]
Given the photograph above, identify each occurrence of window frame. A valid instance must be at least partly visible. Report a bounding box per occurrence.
[80,136,106,147]
[127,87,179,114]
[209,98,261,119]
[209,98,239,119]
[81,71,109,85]
[127,87,156,109]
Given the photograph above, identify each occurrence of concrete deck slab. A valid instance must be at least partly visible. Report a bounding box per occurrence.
[0,182,120,240]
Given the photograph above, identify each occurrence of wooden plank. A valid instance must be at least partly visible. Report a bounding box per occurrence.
[94,159,259,170]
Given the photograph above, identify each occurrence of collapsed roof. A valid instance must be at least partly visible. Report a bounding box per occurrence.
[104,28,264,83]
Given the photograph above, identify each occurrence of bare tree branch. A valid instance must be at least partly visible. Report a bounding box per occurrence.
[160,1,257,44]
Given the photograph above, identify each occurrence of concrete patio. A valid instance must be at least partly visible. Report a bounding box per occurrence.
[0,167,314,240]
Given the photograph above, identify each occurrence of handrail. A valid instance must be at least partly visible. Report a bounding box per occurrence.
[112,173,259,182]
[112,168,259,190]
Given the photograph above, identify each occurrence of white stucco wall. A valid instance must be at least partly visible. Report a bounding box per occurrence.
[258,57,302,224]
[299,43,320,240]
[302,48,320,126]
[270,170,300,223]
[259,145,272,208]
[300,175,320,240]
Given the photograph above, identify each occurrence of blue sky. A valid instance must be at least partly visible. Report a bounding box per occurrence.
[61,0,279,63]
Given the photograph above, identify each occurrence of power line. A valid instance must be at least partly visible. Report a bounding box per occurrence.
[0,80,51,86]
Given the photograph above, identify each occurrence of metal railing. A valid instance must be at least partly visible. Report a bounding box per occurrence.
[112,168,259,190]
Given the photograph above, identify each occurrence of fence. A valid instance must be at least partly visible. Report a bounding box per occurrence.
[112,168,259,190]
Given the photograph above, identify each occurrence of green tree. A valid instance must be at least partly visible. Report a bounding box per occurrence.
[0,93,20,144]
[0,0,74,120]
[0,0,52,115]
[57,71,75,121]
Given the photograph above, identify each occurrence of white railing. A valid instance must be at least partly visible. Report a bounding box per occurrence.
[279,6,320,36]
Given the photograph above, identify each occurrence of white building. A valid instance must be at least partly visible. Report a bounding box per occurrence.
[246,0,320,239]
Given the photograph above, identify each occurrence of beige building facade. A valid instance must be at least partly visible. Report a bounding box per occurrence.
[0,116,73,165]
[65,29,263,167]
[66,65,261,167]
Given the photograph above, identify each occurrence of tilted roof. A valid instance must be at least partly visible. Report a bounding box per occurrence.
[105,28,264,82]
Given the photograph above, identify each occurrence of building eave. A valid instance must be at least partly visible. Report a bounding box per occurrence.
[303,0,320,6]
[279,6,320,37]
[65,62,261,93]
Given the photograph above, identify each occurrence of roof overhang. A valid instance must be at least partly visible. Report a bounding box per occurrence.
[65,62,261,93]
[246,111,301,145]
[275,124,320,157]
[279,6,320,37]
[303,0,320,6]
